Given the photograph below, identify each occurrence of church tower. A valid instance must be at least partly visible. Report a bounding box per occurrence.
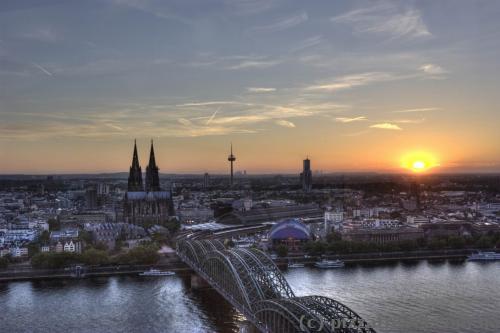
[145,140,160,192]
[127,139,143,191]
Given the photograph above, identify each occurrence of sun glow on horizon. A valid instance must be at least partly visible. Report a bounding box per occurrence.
[401,151,440,173]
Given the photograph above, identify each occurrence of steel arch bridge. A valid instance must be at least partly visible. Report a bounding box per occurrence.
[177,238,376,333]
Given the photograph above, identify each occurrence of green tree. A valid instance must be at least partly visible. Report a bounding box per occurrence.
[447,236,466,249]
[39,230,50,244]
[116,244,159,265]
[326,231,342,243]
[81,248,109,266]
[48,218,61,231]
[164,218,180,234]
[27,243,40,257]
[31,252,81,269]
[276,244,288,258]
[94,242,108,251]
[0,257,8,270]
[225,239,235,248]
[78,230,93,245]
[475,236,494,249]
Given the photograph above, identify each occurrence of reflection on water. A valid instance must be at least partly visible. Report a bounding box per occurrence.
[0,260,499,333]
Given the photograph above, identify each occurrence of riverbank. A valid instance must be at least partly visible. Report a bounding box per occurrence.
[0,261,191,282]
[274,248,494,266]
[2,248,496,282]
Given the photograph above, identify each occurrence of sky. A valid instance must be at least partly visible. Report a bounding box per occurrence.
[1,0,499,174]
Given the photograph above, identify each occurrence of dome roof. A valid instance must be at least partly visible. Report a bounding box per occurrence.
[269,219,310,240]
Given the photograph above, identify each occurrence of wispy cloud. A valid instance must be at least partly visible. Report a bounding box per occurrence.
[370,123,402,130]
[20,27,60,42]
[225,0,278,15]
[392,118,425,124]
[419,63,448,77]
[226,59,281,70]
[306,72,396,91]
[290,35,325,53]
[176,101,247,107]
[250,12,308,33]
[31,62,53,76]
[332,2,430,39]
[275,120,296,128]
[393,107,440,113]
[335,116,367,123]
[109,0,191,24]
[185,54,282,70]
[247,87,276,93]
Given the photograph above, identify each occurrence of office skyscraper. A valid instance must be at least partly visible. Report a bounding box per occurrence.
[300,158,312,192]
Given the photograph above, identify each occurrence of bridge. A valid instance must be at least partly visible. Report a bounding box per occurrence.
[177,236,376,333]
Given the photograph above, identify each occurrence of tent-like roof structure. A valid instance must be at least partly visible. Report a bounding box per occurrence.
[269,218,310,240]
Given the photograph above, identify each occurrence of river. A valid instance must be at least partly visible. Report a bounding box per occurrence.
[1,260,499,333]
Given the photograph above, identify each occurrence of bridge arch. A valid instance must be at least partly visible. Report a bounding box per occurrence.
[201,250,253,311]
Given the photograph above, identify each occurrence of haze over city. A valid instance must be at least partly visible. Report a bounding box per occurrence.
[1,0,499,174]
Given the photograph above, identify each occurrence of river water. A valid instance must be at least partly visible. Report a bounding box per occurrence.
[1,260,499,333]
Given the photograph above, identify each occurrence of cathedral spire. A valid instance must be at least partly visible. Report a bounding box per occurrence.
[128,139,143,191]
[145,139,160,192]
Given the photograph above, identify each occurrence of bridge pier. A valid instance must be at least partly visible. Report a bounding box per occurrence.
[190,273,210,290]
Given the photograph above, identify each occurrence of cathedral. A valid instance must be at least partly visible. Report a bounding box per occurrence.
[123,140,175,225]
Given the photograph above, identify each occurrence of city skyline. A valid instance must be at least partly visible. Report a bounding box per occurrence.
[1,1,500,174]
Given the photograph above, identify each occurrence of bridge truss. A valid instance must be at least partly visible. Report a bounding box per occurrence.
[177,238,376,333]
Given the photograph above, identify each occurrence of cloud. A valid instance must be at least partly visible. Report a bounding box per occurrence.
[332,3,430,39]
[370,123,402,130]
[185,54,282,70]
[20,27,60,42]
[177,118,192,126]
[420,64,448,75]
[275,120,296,128]
[247,87,276,93]
[225,0,278,15]
[109,0,191,24]
[290,35,325,52]
[0,97,347,140]
[335,116,367,123]
[393,107,440,113]
[176,101,247,107]
[226,59,281,70]
[250,12,308,33]
[306,72,395,91]
[392,118,425,124]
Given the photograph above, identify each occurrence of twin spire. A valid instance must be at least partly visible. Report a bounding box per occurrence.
[128,139,160,192]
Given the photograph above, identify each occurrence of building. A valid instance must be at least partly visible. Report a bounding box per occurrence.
[325,210,343,233]
[218,204,323,225]
[269,219,311,250]
[85,187,98,209]
[203,172,210,189]
[10,246,28,257]
[300,158,312,192]
[228,144,236,186]
[123,140,175,225]
[343,227,424,245]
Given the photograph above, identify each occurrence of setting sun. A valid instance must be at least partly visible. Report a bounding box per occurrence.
[401,151,439,173]
[412,161,426,171]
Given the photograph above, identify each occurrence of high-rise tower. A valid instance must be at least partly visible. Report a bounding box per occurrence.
[145,140,160,192]
[127,139,143,191]
[228,143,236,186]
[300,157,312,192]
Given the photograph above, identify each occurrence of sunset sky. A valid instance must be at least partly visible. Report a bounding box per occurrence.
[1,0,499,174]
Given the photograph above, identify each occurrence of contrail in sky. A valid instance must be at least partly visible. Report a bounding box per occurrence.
[206,107,220,125]
[32,62,53,76]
